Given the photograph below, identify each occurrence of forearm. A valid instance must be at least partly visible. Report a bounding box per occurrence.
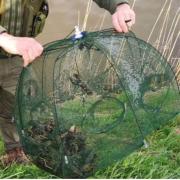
[0,25,7,34]
[0,25,8,48]
[93,0,129,14]
[0,32,9,48]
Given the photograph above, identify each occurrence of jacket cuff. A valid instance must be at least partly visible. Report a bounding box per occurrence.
[109,0,129,14]
[0,26,7,34]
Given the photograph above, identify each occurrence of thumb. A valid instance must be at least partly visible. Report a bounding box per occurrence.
[22,52,30,67]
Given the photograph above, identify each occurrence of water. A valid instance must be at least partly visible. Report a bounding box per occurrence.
[37,0,179,57]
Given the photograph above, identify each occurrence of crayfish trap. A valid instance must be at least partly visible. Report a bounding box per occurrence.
[15,29,180,178]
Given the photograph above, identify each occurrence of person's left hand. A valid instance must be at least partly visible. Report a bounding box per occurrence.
[112,3,136,33]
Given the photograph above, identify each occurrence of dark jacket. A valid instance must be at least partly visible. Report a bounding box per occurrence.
[94,0,129,14]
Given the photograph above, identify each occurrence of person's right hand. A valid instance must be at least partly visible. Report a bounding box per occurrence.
[0,33,43,67]
[112,3,135,33]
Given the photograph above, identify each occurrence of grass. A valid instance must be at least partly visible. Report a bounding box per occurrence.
[0,115,179,178]
[0,139,56,179]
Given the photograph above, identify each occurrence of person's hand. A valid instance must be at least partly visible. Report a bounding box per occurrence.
[0,33,43,67]
[112,3,135,33]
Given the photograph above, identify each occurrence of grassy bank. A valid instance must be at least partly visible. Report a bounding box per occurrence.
[0,114,179,179]
[93,115,180,179]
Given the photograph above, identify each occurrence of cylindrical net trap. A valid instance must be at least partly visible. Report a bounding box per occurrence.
[15,29,180,178]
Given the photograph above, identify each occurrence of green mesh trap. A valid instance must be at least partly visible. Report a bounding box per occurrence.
[15,29,180,178]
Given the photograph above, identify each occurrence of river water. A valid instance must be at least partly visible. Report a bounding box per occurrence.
[37,0,179,57]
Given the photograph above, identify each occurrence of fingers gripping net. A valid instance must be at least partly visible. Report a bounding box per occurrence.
[15,29,180,178]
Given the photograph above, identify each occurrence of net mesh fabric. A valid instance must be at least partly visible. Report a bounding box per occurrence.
[15,29,180,178]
